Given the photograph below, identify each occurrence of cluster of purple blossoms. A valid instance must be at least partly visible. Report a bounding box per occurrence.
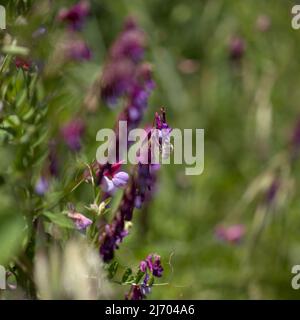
[58,0,90,31]
[101,17,155,130]
[99,176,136,261]
[99,110,171,262]
[126,254,163,300]
[57,1,92,62]
[135,109,172,207]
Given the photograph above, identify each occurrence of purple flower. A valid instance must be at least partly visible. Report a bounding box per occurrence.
[35,177,49,195]
[110,28,146,62]
[125,285,144,300]
[32,27,46,38]
[146,254,164,278]
[215,224,245,244]
[68,212,92,230]
[99,162,129,193]
[66,39,91,61]
[126,254,163,300]
[61,119,85,152]
[139,260,147,273]
[112,171,130,188]
[58,0,90,31]
[229,36,245,61]
[99,214,128,262]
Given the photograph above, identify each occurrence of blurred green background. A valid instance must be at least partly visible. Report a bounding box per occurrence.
[1,0,300,299]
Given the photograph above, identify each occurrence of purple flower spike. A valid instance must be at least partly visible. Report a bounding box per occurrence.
[58,0,90,31]
[35,177,49,196]
[68,212,92,230]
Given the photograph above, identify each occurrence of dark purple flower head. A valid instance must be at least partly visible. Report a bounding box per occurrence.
[125,285,145,300]
[35,176,49,195]
[66,39,91,61]
[61,118,85,152]
[58,0,90,31]
[229,36,245,61]
[146,254,164,277]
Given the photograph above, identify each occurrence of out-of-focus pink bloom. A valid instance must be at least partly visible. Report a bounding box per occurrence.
[58,0,90,31]
[68,212,92,230]
[61,119,85,152]
[215,224,245,244]
[177,59,200,74]
[256,14,271,32]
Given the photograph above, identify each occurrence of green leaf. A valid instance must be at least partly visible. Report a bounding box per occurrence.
[135,270,145,284]
[0,212,25,265]
[108,261,119,279]
[42,211,75,229]
[122,268,133,283]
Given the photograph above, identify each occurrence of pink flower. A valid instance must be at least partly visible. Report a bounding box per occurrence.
[215,224,245,244]
[68,212,92,230]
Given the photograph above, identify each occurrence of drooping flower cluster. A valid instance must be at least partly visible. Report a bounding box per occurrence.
[125,254,163,300]
[101,18,155,130]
